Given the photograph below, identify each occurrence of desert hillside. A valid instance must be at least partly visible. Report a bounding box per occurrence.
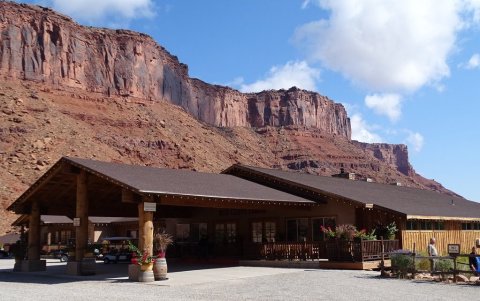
[0,2,457,235]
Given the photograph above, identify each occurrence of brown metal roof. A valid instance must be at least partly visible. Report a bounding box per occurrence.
[7,157,314,214]
[64,157,313,204]
[225,164,480,220]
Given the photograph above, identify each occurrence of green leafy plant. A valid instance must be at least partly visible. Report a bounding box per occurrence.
[355,229,377,240]
[390,250,413,278]
[127,241,155,265]
[414,252,431,271]
[320,226,336,239]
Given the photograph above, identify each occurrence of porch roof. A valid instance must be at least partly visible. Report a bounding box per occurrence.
[7,157,314,216]
[224,164,480,220]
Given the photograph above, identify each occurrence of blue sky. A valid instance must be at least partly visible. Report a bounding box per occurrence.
[18,0,480,202]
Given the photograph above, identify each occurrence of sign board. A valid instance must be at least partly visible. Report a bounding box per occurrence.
[448,244,460,255]
[144,202,156,212]
[73,218,80,227]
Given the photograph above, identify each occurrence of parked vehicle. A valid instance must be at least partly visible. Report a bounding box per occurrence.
[0,250,11,258]
[103,251,132,264]
[51,249,69,262]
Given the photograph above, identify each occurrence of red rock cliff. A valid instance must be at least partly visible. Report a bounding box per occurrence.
[0,2,351,138]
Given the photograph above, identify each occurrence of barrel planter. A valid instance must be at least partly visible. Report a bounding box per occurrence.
[138,263,155,282]
[153,257,168,281]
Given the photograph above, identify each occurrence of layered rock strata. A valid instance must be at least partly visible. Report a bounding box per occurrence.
[0,2,350,138]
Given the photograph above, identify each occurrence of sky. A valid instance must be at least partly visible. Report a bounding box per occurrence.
[16,0,480,202]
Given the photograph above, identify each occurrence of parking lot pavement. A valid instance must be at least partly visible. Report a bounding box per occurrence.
[0,259,478,301]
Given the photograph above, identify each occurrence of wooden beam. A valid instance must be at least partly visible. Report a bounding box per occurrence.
[158,195,315,210]
[27,201,41,260]
[122,189,135,203]
[75,170,89,261]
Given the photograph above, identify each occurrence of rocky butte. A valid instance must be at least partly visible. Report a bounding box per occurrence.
[0,2,350,136]
[0,2,458,233]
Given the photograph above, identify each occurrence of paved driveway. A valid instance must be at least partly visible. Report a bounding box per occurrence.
[0,259,477,300]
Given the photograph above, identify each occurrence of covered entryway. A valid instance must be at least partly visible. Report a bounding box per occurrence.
[7,157,316,276]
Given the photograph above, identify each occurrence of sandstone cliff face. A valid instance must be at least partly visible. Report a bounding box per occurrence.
[0,2,351,138]
[353,141,413,177]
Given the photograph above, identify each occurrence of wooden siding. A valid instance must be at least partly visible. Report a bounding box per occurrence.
[401,220,480,254]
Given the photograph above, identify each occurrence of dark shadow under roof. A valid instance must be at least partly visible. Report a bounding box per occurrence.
[226,165,480,220]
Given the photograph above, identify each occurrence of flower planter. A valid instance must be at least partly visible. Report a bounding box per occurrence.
[153,257,168,281]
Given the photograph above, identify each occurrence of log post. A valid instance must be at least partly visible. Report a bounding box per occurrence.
[75,170,89,262]
[27,201,41,260]
[138,199,154,256]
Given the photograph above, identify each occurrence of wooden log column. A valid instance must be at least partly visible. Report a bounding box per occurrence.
[75,170,89,262]
[138,199,154,256]
[27,201,41,260]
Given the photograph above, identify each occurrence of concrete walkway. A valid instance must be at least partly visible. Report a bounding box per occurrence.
[1,259,478,300]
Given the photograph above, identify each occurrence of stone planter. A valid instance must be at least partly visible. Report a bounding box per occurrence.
[153,257,168,280]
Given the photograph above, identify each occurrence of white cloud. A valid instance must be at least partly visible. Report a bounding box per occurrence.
[46,0,155,24]
[364,93,402,122]
[350,113,382,143]
[406,132,424,152]
[239,61,320,93]
[464,53,480,69]
[294,0,464,93]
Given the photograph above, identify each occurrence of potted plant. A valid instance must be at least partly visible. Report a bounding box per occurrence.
[153,231,173,281]
[127,241,155,282]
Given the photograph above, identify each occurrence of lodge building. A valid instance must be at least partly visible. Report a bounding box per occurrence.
[7,157,480,273]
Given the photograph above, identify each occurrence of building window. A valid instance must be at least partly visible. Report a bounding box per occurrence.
[286,218,309,242]
[215,223,236,243]
[462,222,480,230]
[252,222,263,243]
[312,217,336,241]
[407,220,445,230]
[251,221,276,243]
[176,224,190,242]
[265,222,276,242]
[433,221,445,230]
[126,230,137,239]
[191,223,208,241]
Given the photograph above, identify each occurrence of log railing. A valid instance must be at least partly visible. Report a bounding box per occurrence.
[249,239,399,262]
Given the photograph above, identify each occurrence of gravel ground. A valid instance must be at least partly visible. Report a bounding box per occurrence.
[0,259,477,301]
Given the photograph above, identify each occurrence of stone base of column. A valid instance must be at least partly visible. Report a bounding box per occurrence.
[128,264,140,281]
[13,260,46,272]
[66,258,96,276]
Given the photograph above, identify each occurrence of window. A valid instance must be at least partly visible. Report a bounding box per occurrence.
[286,218,309,242]
[462,222,480,230]
[126,230,137,238]
[407,220,445,230]
[251,221,276,243]
[176,224,190,242]
[312,217,336,241]
[265,222,276,242]
[215,223,236,243]
[190,223,208,241]
[433,222,444,230]
[252,222,263,243]
[59,230,72,244]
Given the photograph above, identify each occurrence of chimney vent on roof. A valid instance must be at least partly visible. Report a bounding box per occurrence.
[332,169,355,180]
